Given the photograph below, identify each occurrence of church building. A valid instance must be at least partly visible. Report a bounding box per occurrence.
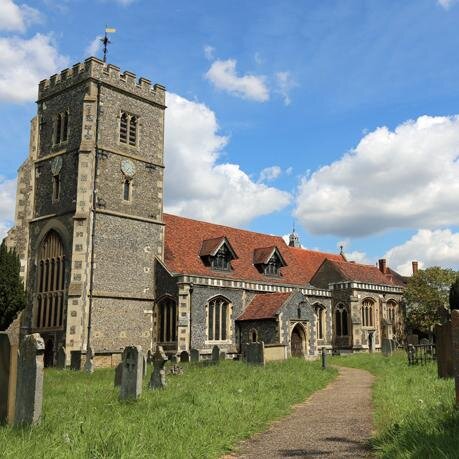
[5,58,409,366]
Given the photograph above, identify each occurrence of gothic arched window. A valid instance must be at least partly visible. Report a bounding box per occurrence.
[123,179,131,201]
[250,328,258,343]
[387,300,397,323]
[315,304,326,340]
[55,113,62,144]
[208,297,230,341]
[36,230,65,329]
[158,297,177,343]
[335,305,348,337]
[361,299,375,327]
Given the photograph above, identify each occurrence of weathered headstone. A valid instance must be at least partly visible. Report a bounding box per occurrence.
[420,338,430,345]
[14,333,45,426]
[179,350,189,363]
[70,350,81,371]
[211,345,220,363]
[84,346,94,373]
[149,346,168,390]
[381,338,392,357]
[190,348,200,363]
[120,346,143,400]
[169,354,177,364]
[435,323,453,378]
[56,346,66,370]
[114,362,123,387]
[0,332,11,424]
[451,310,459,408]
[219,351,226,361]
[406,334,419,346]
[246,341,265,365]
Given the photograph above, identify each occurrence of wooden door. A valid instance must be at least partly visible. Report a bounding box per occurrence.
[291,326,304,357]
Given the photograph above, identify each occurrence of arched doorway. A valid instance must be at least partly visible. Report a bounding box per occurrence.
[291,324,306,357]
[44,338,54,367]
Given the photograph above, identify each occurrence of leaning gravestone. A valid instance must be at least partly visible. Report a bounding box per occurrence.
[381,338,392,357]
[246,341,265,365]
[84,346,94,373]
[190,348,200,363]
[114,362,123,387]
[211,345,220,363]
[149,346,168,390]
[0,332,11,424]
[451,310,459,408]
[56,346,66,370]
[180,350,189,363]
[14,333,45,426]
[120,346,143,400]
[70,350,81,371]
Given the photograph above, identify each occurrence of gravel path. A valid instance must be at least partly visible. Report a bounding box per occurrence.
[229,366,375,459]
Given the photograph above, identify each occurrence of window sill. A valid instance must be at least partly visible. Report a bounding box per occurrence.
[205,339,232,345]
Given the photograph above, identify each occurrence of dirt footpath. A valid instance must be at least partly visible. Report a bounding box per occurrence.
[229,366,375,458]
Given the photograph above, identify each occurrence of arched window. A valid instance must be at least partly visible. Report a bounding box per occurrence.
[36,230,65,329]
[62,111,69,142]
[387,300,397,323]
[335,305,348,337]
[52,175,60,201]
[157,297,177,343]
[361,299,374,327]
[123,179,131,201]
[250,328,258,343]
[55,113,62,144]
[208,297,230,341]
[315,305,326,340]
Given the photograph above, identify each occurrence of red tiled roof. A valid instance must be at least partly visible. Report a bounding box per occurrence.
[163,213,344,286]
[199,236,226,257]
[237,292,292,321]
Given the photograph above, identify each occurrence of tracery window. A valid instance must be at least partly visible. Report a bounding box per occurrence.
[36,231,66,329]
[54,111,69,145]
[387,300,397,323]
[208,297,230,341]
[315,305,326,340]
[335,305,348,337]
[211,245,231,271]
[361,299,374,327]
[158,297,177,343]
[119,112,138,146]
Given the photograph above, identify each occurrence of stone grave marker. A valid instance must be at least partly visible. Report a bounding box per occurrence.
[219,351,226,361]
[14,333,45,426]
[211,345,220,363]
[56,346,66,370]
[246,341,265,365]
[0,332,11,424]
[169,354,177,364]
[190,348,200,363]
[120,346,143,400]
[451,310,459,408]
[420,338,430,345]
[84,346,94,373]
[406,334,419,346]
[180,350,189,363]
[114,362,123,387]
[381,338,392,357]
[435,322,453,378]
[143,354,148,378]
[147,349,153,364]
[70,350,81,371]
[149,346,168,390]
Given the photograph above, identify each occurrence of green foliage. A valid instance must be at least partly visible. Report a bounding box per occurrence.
[0,240,26,331]
[449,277,459,310]
[331,352,459,458]
[0,359,336,458]
[404,267,457,332]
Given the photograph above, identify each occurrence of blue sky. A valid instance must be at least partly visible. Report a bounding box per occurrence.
[1,0,459,274]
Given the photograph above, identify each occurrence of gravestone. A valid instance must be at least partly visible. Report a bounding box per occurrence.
[219,351,226,361]
[56,346,66,370]
[114,362,123,387]
[190,348,200,363]
[179,350,189,363]
[211,345,220,363]
[14,333,45,426]
[143,354,148,378]
[451,310,459,408]
[381,338,392,357]
[406,334,419,346]
[246,341,265,365]
[149,346,168,390]
[0,333,11,424]
[169,354,177,364]
[84,347,94,373]
[120,346,143,400]
[70,350,81,371]
[147,349,153,364]
[420,338,430,345]
[435,323,453,378]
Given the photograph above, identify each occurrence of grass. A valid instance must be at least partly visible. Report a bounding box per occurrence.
[331,352,459,458]
[0,359,336,459]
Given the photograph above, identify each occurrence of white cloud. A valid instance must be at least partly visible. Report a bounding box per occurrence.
[164,93,291,226]
[294,115,459,237]
[204,45,215,60]
[259,166,282,182]
[0,177,16,240]
[437,0,457,10]
[205,59,269,102]
[0,0,42,32]
[385,229,459,275]
[345,250,369,264]
[85,35,102,58]
[0,33,68,102]
[275,71,297,106]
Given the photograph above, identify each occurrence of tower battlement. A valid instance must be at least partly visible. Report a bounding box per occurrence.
[38,57,166,106]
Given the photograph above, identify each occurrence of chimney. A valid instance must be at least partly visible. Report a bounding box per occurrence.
[378,259,387,274]
[412,261,419,275]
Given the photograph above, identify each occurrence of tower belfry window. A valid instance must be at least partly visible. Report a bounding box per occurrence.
[123,179,131,201]
[52,175,60,201]
[54,111,69,145]
[119,112,138,146]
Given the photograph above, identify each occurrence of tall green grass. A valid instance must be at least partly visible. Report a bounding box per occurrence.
[331,352,459,458]
[0,359,336,459]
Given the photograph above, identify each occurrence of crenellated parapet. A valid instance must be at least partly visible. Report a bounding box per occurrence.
[38,57,166,106]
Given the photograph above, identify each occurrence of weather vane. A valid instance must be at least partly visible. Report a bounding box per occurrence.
[101,26,116,63]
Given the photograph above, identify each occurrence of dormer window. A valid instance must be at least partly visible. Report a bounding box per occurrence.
[199,236,238,272]
[253,246,287,277]
[264,252,282,276]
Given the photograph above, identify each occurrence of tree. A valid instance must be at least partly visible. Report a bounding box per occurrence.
[404,266,457,333]
[0,241,26,331]
[449,277,459,310]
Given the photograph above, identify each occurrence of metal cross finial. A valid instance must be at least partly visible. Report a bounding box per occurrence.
[101,26,116,63]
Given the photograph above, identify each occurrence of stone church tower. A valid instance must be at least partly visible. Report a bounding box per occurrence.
[13,58,166,363]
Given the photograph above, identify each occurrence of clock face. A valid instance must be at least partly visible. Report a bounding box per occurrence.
[121,159,136,178]
[51,156,63,176]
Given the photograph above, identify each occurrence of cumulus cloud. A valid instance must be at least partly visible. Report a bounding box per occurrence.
[0,0,42,32]
[437,0,457,9]
[203,45,215,60]
[205,59,269,102]
[259,166,282,182]
[0,33,68,102]
[164,93,291,226]
[84,35,102,58]
[275,71,297,106]
[294,115,459,237]
[385,229,459,275]
[0,177,16,240]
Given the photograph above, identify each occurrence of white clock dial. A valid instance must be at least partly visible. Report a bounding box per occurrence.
[121,159,136,178]
[51,156,63,176]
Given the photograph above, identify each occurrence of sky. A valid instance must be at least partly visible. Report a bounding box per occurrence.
[1,0,459,275]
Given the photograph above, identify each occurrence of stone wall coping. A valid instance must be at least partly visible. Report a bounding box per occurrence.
[329,280,404,294]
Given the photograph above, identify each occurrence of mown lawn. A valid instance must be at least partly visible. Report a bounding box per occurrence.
[331,352,459,458]
[1,359,336,459]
